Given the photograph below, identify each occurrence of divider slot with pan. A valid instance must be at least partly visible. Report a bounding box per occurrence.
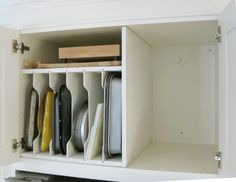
[20,74,33,153]
[32,73,50,154]
[66,73,88,159]
[102,71,122,164]
[83,72,104,162]
[48,73,66,156]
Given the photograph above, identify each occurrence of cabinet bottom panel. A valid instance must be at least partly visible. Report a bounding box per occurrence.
[12,158,217,182]
[129,142,218,174]
[20,152,122,167]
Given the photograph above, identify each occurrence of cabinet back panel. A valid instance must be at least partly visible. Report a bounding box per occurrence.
[153,46,218,145]
[19,36,60,138]
[22,27,121,47]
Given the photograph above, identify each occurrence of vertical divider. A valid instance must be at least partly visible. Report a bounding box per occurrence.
[48,72,53,157]
[83,71,104,161]
[66,72,88,158]
[49,139,53,157]
[48,73,66,156]
[101,71,107,162]
[32,73,49,154]
[122,27,153,167]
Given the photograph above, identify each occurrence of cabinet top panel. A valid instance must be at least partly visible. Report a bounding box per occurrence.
[21,27,122,47]
[21,66,122,74]
[129,20,218,47]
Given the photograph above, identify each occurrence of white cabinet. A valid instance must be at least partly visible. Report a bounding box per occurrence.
[0,0,236,181]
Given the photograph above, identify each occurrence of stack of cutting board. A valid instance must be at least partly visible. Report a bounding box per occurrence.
[23,44,121,69]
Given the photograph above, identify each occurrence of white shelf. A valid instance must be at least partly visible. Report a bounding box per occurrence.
[21,66,123,74]
[21,152,50,160]
[20,152,122,167]
[103,155,123,167]
[14,157,216,182]
[129,142,218,174]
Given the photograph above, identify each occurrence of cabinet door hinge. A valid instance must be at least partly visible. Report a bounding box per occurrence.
[215,26,222,43]
[12,138,25,152]
[215,151,222,169]
[12,40,30,54]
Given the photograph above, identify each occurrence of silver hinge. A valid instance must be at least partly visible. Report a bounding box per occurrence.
[215,151,222,169]
[215,26,222,43]
[12,138,25,152]
[12,40,30,54]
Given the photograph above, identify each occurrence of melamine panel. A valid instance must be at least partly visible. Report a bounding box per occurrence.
[153,46,217,145]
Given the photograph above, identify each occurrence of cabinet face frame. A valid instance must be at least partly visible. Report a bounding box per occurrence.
[218,0,236,175]
[0,0,236,177]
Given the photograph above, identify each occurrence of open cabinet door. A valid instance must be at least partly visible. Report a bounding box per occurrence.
[219,0,236,176]
[0,27,20,166]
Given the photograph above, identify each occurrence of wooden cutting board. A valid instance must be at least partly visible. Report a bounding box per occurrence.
[37,61,121,68]
[59,44,120,60]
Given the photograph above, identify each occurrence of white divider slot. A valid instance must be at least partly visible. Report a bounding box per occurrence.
[32,73,49,154]
[101,71,122,163]
[101,71,107,88]
[66,73,88,158]
[101,71,107,162]
[48,73,66,156]
[83,72,104,161]
[20,74,33,153]
[49,73,66,92]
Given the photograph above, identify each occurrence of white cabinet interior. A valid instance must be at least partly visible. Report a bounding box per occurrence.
[18,20,219,175]
[20,71,122,166]
[127,20,219,174]
[19,27,123,167]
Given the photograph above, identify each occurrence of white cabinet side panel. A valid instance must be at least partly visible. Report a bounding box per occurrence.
[0,27,20,166]
[123,27,152,166]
